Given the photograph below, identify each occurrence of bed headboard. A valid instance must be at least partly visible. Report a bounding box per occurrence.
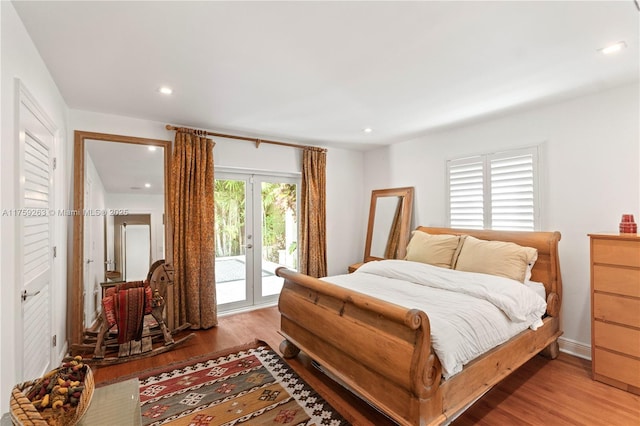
[416,227,562,316]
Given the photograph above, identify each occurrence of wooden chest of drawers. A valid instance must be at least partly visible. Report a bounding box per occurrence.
[589,233,640,395]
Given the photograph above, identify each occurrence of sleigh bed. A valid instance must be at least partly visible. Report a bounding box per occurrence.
[276,227,562,426]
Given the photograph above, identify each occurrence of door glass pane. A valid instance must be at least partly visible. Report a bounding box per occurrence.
[214,179,247,305]
[261,181,297,297]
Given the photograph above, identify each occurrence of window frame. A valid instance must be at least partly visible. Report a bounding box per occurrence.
[446,146,540,231]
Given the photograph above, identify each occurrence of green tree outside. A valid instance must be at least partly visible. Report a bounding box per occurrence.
[215,179,297,266]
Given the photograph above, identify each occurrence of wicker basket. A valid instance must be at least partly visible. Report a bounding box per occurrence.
[9,367,94,426]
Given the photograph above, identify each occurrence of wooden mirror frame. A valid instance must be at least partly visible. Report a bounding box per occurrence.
[69,130,172,349]
[363,186,414,262]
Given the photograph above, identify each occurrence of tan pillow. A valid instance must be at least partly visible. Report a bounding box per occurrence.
[405,231,461,269]
[451,234,467,269]
[454,235,538,283]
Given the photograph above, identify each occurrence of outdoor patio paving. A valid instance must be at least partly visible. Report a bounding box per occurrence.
[215,256,287,305]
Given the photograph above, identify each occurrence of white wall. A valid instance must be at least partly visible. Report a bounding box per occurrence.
[325,148,365,273]
[106,193,165,263]
[70,110,365,277]
[364,83,640,356]
[84,154,106,326]
[0,2,4,411]
[0,2,4,410]
[0,2,70,413]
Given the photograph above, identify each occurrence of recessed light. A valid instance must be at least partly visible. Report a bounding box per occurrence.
[144,183,151,188]
[600,41,627,55]
[363,128,373,133]
[158,86,173,95]
[148,146,157,152]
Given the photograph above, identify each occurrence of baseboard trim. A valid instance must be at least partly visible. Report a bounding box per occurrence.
[558,337,591,360]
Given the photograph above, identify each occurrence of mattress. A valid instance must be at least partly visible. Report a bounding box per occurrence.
[322,259,547,379]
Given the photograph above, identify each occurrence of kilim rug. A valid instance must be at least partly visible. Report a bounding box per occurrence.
[137,341,350,426]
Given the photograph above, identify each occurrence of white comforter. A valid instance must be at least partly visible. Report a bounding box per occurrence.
[322,259,547,379]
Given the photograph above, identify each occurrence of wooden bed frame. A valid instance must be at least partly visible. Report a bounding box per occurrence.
[276,227,562,426]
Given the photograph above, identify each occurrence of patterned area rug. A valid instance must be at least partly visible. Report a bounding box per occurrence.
[137,341,350,425]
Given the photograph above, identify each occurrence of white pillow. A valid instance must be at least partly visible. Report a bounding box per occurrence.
[525,261,535,282]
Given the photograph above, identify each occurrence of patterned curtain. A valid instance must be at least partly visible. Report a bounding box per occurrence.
[170,129,217,329]
[299,149,328,278]
[384,200,403,259]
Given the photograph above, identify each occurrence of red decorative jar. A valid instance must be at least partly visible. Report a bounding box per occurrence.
[619,214,637,234]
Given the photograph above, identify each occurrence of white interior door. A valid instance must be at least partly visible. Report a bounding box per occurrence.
[124,224,151,281]
[18,87,56,381]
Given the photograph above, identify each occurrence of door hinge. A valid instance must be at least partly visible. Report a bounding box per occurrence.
[53,158,57,170]
[52,335,57,347]
[53,246,57,258]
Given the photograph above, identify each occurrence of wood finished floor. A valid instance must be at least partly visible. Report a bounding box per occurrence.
[92,307,639,425]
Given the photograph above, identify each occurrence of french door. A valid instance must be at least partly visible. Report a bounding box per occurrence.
[215,172,299,312]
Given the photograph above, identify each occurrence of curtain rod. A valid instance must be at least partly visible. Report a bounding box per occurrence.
[165,124,327,153]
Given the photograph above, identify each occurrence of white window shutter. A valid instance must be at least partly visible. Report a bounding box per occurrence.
[447,147,538,231]
[490,149,536,231]
[448,157,485,229]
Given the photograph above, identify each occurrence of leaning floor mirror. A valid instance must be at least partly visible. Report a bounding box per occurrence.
[363,186,414,262]
[70,130,171,351]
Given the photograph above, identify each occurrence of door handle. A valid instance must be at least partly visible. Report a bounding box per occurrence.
[21,290,41,301]
[246,244,253,249]
[86,259,94,264]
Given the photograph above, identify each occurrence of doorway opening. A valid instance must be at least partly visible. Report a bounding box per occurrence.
[215,172,299,312]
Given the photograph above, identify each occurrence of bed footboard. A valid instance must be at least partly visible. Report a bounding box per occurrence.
[276,267,444,426]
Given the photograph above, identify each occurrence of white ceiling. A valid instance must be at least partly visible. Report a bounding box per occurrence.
[12,1,640,150]
[85,140,165,195]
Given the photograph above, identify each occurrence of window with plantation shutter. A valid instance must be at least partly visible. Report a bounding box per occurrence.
[448,157,485,229]
[447,147,539,231]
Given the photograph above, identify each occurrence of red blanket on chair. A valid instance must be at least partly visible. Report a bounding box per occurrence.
[102,281,153,345]
[113,286,146,344]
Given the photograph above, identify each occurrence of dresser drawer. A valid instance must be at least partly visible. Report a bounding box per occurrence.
[592,264,640,298]
[593,348,640,388]
[594,321,640,358]
[593,293,640,327]
[592,238,640,268]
